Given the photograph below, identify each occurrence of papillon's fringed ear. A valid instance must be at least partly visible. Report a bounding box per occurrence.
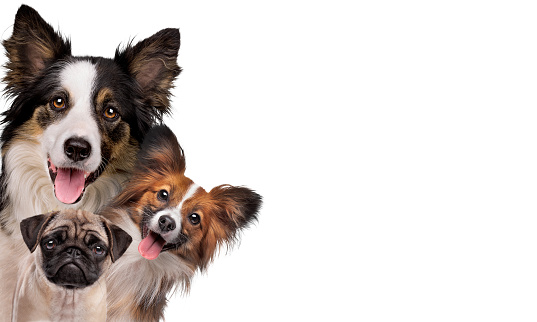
[137,125,185,175]
[115,28,181,116]
[20,211,58,253]
[197,185,262,270]
[2,5,71,97]
[210,185,262,234]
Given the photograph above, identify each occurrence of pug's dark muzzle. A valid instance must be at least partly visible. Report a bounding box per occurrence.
[50,263,91,289]
[43,246,101,289]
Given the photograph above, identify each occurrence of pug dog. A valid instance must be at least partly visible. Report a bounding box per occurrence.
[13,209,132,321]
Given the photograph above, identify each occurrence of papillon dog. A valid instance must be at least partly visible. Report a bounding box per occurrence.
[100,125,262,321]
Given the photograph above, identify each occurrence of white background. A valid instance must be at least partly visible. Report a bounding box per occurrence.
[1,1,537,321]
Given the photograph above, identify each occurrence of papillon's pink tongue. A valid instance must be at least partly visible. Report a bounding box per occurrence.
[54,168,85,204]
[138,231,166,260]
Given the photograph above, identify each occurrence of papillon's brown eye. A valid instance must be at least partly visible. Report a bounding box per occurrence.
[51,97,66,110]
[103,107,118,120]
[157,189,169,202]
[188,213,200,225]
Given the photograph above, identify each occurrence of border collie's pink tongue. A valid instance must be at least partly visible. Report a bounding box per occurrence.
[138,231,166,260]
[54,168,85,204]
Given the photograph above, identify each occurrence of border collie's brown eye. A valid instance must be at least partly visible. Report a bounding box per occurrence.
[51,97,66,110]
[103,107,118,120]
[188,213,200,225]
[157,189,169,201]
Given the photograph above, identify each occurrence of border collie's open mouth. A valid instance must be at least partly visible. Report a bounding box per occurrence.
[138,224,185,260]
[47,157,101,204]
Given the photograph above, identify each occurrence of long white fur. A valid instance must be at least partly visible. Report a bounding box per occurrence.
[105,210,194,321]
[4,138,127,226]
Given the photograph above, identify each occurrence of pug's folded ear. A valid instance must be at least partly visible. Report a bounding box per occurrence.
[20,212,58,252]
[102,220,132,262]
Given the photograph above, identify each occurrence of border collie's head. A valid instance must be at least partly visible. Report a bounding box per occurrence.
[1,5,181,204]
[110,125,262,271]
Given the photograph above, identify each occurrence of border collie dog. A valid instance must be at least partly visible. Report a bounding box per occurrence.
[0,5,181,317]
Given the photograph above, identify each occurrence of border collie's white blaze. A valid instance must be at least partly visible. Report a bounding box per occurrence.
[42,61,102,204]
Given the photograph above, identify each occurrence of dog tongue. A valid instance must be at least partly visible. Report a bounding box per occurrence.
[138,231,166,260]
[54,168,85,204]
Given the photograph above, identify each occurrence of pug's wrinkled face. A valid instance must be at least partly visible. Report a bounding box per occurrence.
[40,216,110,288]
[20,209,132,289]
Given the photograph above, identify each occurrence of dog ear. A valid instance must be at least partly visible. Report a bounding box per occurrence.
[102,221,132,262]
[137,125,185,174]
[198,185,262,270]
[209,185,262,231]
[115,29,181,116]
[20,212,58,253]
[2,5,71,96]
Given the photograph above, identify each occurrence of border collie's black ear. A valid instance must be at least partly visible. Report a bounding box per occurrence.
[102,220,132,262]
[2,5,71,96]
[115,29,181,116]
[138,125,186,174]
[20,212,58,253]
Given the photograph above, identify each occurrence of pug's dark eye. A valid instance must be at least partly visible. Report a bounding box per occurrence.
[93,246,106,256]
[188,213,201,225]
[45,240,56,250]
[157,190,169,202]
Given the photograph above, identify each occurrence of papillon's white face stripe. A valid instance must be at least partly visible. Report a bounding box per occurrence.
[41,60,102,172]
[149,183,200,242]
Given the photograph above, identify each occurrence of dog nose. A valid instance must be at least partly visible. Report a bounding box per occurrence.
[158,215,176,232]
[64,137,91,162]
[66,247,82,258]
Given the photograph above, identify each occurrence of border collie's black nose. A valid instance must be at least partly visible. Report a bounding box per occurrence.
[64,137,91,162]
[159,215,176,232]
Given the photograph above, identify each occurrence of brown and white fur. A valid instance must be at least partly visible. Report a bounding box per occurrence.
[100,125,262,321]
[0,5,181,318]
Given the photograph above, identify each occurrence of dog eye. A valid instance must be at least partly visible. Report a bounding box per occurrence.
[51,97,66,110]
[44,240,56,250]
[103,107,119,120]
[93,246,106,256]
[188,213,201,225]
[157,189,169,202]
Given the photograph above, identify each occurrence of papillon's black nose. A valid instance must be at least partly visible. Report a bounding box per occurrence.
[64,137,91,162]
[158,215,176,232]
